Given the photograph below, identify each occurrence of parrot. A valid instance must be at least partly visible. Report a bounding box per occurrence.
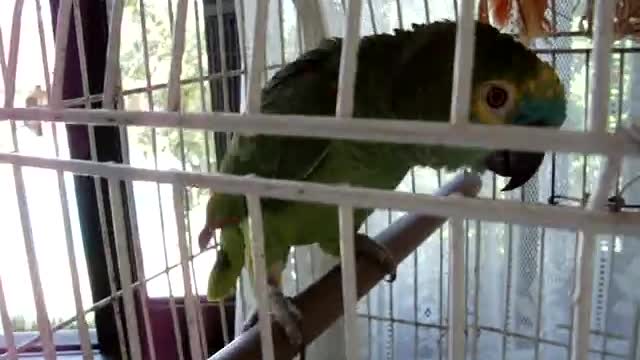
[198,20,566,352]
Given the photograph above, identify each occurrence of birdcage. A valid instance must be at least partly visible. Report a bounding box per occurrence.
[0,0,639,360]
[580,0,640,41]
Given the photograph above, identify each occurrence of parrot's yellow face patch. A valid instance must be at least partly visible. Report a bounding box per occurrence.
[524,63,565,100]
[470,80,520,125]
[471,61,566,128]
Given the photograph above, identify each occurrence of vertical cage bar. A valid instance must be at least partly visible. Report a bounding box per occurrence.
[438,170,444,360]
[108,179,143,360]
[193,0,214,214]
[470,220,481,360]
[448,217,466,360]
[366,0,377,33]
[533,228,546,359]
[246,194,276,360]
[133,9,183,351]
[423,0,430,23]
[88,137,129,358]
[632,305,640,360]
[102,0,124,110]
[293,0,325,51]
[38,0,93,358]
[0,26,7,85]
[137,0,156,110]
[214,0,233,149]
[71,0,91,108]
[448,0,475,125]
[363,219,372,360]
[599,235,615,360]
[193,0,208,111]
[117,92,157,360]
[69,0,129,355]
[571,0,617,358]
[172,185,204,360]
[394,0,403,28]
[128,205,158,360]
[50,0,72,106]
[167,0,175,31]
[0,276,18,360]
[335,0,362,118]
[586,0,616,134]
[235,0,248,99]
[4,1,56,358]
[245,0,269,113]
[3,0,25,109]
[501,224,514,360]
[411,171,418,360]
[35,0,52,97]
[215,0,232,113]
[167,0,207,349]
[338,205,360,360]
[104,0,156,352]
[55,3,106,359]
[166,0,190,111]
[57,166,94,360]
[277,0,286,63]
[134,15,180,348]
[185,194,208,360]
[157,184,187,360]
[387,209,394,360]
[572,155,621,360]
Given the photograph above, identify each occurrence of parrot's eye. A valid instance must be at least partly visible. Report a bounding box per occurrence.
[486,86,508,109]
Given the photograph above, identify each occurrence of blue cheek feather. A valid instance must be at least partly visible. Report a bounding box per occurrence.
[513,98,566,128]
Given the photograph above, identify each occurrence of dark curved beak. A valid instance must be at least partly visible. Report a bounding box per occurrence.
[485,150,545,191]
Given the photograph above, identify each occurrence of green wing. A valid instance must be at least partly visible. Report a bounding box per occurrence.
[207,38,349,229]
[206,40,344,300]
[218,39,343,188]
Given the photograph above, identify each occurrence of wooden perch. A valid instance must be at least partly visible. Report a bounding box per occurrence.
[209,171,483,360]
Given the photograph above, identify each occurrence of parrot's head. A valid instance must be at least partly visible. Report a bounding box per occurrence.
[467,23,567,191]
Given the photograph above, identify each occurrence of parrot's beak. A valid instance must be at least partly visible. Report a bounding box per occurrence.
[484,150,545,191]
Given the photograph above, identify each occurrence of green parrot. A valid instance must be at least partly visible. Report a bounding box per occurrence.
[199,20,566,349]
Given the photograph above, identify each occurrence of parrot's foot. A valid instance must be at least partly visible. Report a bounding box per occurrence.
[242,285,304,348]
[355,233,397,282]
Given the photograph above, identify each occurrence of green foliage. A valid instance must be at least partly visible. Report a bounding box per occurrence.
[120,1,215,210]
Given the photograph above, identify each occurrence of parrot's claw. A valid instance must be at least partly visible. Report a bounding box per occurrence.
[354,233,397,282]
[198,227,212,251]
[242,285,304,348]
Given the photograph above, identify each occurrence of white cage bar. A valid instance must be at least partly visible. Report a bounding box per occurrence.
[0,277,17,360]
[335,0,362,119]
[167,0,189,112]
[1,151,638,236]
[172,185,205,360]
[1,107,637,158]
[3,1,56,359]
[570,0,618,359]
[448,0,476,127]
[103,0,124,111]
[448,217,466,360]
[338,205,360,360]
[107,179,144,360]
[246,194,276,360]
